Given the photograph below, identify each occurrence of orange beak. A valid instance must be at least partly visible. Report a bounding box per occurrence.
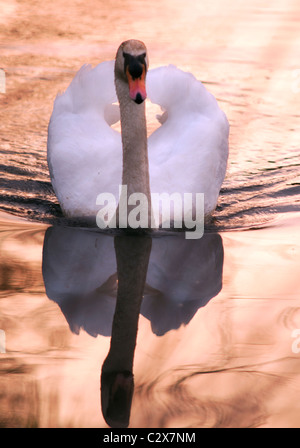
[126,65,147,104]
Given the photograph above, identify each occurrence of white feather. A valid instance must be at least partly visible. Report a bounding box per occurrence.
[47,60,229,219]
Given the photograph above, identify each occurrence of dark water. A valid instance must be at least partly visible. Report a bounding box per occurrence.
[1,0,300,428]
[1,152,299,231]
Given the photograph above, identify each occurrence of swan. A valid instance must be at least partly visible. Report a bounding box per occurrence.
[47,39,229,227]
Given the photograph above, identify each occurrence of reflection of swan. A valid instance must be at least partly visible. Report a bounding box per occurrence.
[101,236,152,428]
[42,227,117,337]
[42,228,224,428]
[142,234,223,336]
[42,227,223,336]
[47,39,229,222]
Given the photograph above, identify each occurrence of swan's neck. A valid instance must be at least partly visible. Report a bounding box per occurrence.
[115,78,151,201]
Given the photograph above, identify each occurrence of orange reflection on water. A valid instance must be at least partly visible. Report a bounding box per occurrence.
[1,0,300,429]
[0,211,300,427]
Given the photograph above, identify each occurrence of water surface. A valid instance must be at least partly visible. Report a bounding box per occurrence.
[0,0,300,428]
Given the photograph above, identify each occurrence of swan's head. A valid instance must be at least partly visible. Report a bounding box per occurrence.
[115,40,148,105]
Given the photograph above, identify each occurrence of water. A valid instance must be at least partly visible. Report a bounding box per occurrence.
[0,0,300,428]
[1,0,299,228]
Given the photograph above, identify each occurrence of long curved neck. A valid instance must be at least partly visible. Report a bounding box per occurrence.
[115,78,151,200]
[103,235,152,372]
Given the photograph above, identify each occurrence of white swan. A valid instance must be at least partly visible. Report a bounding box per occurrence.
[47,40,229,225]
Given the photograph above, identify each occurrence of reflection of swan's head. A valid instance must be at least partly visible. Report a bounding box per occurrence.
[115,39,148,104]
[101,370,134,428]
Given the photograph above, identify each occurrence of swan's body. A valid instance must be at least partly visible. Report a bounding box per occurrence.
[47,40,229,223]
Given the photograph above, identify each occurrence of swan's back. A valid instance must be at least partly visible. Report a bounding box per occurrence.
[47,61,122,218]
[147,65,229,215]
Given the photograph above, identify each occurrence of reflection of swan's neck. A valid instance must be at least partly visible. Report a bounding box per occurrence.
[101,236,152,428]
[103,236,152,371]
[115,77,151,202]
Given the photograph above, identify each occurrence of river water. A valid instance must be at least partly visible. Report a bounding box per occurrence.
[0,0,300,428]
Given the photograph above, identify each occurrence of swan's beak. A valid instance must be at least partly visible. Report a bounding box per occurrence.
[126,65,147,105]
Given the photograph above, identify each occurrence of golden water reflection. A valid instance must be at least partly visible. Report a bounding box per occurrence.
[0,212,300,427]
[1,0,300,429]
